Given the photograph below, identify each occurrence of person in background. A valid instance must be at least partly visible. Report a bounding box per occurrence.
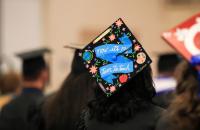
[156,12,200,130]
[0,48,51,130]
[31,45,95,130]
[153,53,181,108]
[0,71,22,110]
[156,61,200,130]
[42,49,94,130]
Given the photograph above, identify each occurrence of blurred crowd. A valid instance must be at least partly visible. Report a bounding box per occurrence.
[0,14,200,130]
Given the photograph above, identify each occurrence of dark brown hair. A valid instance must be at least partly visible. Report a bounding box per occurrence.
[42,50,96,130]
[43,72,95,130]
[165,61,200,130]
[88,65,156,123]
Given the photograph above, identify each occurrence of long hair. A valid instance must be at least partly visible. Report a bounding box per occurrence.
[43,50,96,130]
[88,65,156,123]
[164,61,200,130]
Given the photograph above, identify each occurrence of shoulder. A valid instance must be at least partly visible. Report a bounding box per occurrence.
[155,114,174,130]
[0,93,43,117]
[147,102,164,115]
[0,96,26,119]
[1,94,30,111]
[135,102,164,120]
[0,95,13,109]
[84,103,164,130]
[129,103,164,127]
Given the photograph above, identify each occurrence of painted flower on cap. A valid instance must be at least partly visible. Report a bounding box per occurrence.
[110,86,116,92]
[109,34,116,41]
[134,64,138,68]
[134,44,141,51]
[85,64,89,68]
[82,51,93,62]
[115,19,123,27]
[89,65,98,74]
[119,74,128,83]
[175,28,188,42]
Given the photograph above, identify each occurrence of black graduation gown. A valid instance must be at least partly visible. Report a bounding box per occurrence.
[155,114,198,130]
[155,115,175,130]
[78,103,164,130]
[152,91,175,109]
[0,87,44,130]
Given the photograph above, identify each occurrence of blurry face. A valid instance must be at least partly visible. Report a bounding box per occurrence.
[40,68,49,88]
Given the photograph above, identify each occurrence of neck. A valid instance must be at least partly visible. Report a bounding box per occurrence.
[23,80,44,91]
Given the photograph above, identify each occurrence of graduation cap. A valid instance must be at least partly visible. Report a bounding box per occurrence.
[64,43,88,74]
[17,48,51,80]
[162,13,200,65]
[64,43,86,50]
[79,18,152,97]
[157,53,182,73]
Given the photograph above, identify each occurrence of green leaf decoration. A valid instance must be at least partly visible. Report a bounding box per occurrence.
[127,32,131,37]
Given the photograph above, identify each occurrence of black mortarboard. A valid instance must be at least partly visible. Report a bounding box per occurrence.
[17,48,51,80]
[157,53,182,73]
[80,18,152,97]
[64,43,88,74]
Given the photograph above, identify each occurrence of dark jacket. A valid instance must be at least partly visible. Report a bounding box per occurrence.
[155,115,175,130]
[152,91,174,109]
[155,114,197,130]
[0,87,44,130]
[78,103,163,130]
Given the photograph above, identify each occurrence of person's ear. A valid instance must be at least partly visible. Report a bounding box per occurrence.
[41,69,49,83]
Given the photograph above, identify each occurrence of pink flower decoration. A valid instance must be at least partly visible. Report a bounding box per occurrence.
[134,65,138,68]
[109,34,116,41]
[110,86,116,92]
[115,19,123,27]
[85,64,89,68]
[134,45,141,51]
[78,52,82,56]
[89,65,98,74]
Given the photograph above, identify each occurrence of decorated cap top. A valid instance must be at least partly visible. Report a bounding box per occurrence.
[80,18,152,97]
[162,13,200,63]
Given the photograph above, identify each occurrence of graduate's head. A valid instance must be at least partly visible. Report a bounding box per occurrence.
[79,18,154,123]
[17,48,51,86]
[88,65,155,123]
[161,13,200,130]
[174,61,199,98]
[157,53,181,77]
[165,61,200,130]
[22,56,48,81]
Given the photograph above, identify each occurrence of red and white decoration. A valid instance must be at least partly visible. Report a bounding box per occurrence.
[162,13,200,61]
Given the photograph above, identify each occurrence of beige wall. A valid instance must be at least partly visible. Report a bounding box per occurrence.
[42,0,200,93]
[1,0,43,73]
